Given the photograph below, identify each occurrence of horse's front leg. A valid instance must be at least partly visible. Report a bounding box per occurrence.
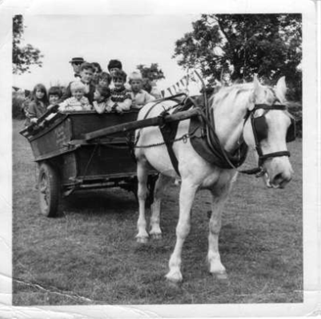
[136,159,149,244]
[166,180,198,283]
[208,175,235,280]
[150,174,171,240]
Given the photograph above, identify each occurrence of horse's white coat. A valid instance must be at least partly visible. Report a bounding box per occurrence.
[134,77,294,282]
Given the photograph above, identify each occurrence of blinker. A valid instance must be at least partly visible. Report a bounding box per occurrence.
[252,115,268,142]
[252,113,296,143]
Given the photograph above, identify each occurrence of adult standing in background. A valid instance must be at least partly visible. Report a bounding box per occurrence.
[69,57,85,79]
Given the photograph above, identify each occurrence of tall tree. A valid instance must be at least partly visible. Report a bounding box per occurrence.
[173,14,302,100]
[13,15,43,74]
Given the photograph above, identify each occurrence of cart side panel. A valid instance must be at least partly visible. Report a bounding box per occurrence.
[29,118,72,160]
[61,153,78,185]
[75,144,137,179]
[69,111,139,139]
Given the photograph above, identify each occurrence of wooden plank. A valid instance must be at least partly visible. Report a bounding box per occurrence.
[84,108,200,141]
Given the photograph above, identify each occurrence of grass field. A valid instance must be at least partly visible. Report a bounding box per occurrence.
[12,119,303,305]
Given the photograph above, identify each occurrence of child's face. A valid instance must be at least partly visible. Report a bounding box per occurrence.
[113,77,125,90]
[35,89,45,100]
[130,80,142,93]
[94,89,101,101]
[109,68,120,77]
[99,78,109,87]
[72,89,85,101]
[49,94,59,105]
[80,68,93,83]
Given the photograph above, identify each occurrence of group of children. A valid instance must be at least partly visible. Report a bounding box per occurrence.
[24,59,158,126]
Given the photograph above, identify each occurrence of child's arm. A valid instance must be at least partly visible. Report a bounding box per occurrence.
[58,99,69,112]
[116,98,132,112]
[82,97,92,111]
[93,101,105,114]
[26,101,38,123]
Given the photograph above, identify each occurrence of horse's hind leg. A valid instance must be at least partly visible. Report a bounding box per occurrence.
[166,180,197,283]
[136,159,149,244]
[150,174,171,240]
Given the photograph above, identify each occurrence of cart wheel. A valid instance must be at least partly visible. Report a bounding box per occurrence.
[38,163,60,217]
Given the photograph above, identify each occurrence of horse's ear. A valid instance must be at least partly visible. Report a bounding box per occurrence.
[275,76,287,102]
[251,75,264,106]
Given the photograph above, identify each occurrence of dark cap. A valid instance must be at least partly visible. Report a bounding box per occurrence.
[108,59,122,71]
[69,57,85,64]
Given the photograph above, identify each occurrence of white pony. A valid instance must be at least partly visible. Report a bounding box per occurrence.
[134,76,294,283]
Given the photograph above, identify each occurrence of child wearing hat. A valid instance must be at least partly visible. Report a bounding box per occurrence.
[93,85,112,113]
[129,71,155,109]
[109,69,132,113]
[58,81,91,112]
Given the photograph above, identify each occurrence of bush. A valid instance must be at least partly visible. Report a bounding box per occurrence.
[12,95,26,120]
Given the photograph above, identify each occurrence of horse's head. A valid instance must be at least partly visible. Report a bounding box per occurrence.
[243,76,294,188]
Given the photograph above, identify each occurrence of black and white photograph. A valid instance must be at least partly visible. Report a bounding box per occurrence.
[0,0,319,318]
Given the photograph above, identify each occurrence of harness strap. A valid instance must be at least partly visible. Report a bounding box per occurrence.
[258,151,291,165]
[159,111,181,176]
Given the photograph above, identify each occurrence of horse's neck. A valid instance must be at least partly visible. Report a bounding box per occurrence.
[212,93,250,152]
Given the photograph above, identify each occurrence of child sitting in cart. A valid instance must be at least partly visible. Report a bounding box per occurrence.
[24,83,49,126]
[98,72,112,88]
[109,70,132,113]
[93,85,112,113]
[43,86,64,121]
[48,86,62,105]
[60,62,96,104]
[58,81,92,112]
[128,71,155,109]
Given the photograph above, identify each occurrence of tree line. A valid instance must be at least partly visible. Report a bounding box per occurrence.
[173,14,302,102]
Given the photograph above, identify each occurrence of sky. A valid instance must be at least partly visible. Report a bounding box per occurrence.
[12,15,200,92]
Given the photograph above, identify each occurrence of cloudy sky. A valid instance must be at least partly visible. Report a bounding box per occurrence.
[12,15,199,91]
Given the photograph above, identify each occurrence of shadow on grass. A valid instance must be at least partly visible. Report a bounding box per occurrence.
[62,188,137,217]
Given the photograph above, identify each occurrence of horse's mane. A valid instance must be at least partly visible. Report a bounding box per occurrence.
[209,81,284,113]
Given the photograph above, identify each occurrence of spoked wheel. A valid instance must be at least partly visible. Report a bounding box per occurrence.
[38,162,60,217]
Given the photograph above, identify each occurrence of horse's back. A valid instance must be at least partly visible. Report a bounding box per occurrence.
[137,100,178,121]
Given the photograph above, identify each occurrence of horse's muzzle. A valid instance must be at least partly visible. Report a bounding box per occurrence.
[263,158,293,189]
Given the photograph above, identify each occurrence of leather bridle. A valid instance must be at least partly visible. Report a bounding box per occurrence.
[244,104,296,167]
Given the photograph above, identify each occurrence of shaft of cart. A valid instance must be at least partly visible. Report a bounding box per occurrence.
[84,108,200,141]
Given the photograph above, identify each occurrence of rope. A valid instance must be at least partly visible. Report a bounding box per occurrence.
[134,133,192,149]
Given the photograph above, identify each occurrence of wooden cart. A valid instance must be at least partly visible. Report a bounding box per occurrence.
[20,109,158,217]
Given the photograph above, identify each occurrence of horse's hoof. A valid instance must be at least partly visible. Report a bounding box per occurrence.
[214,271,228,281]
[165,271,183,284]
[151,233,162,240]
[136,237,148,244]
